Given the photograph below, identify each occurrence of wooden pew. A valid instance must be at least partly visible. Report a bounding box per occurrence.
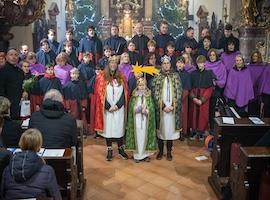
[208,117,270,199]
[76,120,86,197]
[231,147,270,200]
[43,148,77,200]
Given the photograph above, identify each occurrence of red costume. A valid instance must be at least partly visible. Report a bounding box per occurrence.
[189,69,215,132]
[94,71,129,132]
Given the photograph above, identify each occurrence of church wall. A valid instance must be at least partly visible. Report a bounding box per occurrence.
[9,0,66,52]
[188,0,224,40]
[45,0,66,41]
[10,25,34,51]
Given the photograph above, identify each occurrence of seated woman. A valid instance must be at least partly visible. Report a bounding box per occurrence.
[1,128,62,200]
[0,96,22,147]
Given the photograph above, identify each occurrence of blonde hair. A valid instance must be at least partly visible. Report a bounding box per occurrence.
[147,40,156,47]
[70,67,79,74]
[56,52,69,64]
[120,52,130,64]
[19,129,43,152]
[0,96,11,127]
[26,52,36,60]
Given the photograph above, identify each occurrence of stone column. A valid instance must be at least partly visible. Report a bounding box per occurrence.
[101,0,109,18]
[145,0,152,20]
[239,27,267,62]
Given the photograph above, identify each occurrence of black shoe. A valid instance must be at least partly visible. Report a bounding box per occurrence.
[189,132,197,140]
[167,151,173,161]
[106,147,113,161]
[179,134,185,141]
[156,151,163,160]
[118,146,129,160]
[199,134,205,141]
[143,157,151,162]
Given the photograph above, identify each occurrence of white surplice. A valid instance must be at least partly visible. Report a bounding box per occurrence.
[99,80,125,138]
[133,95,153,160]
[158,77,180,140]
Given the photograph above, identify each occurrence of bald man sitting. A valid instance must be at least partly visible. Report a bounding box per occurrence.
[29,89,77,148]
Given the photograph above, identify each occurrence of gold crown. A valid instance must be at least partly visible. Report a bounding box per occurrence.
[108,55,120,63]
[137,77,147,86]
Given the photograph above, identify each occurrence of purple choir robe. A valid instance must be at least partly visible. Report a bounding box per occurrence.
[184,64,196,73]
[54,64,73,87]
[247,63,267,97]
[30,63,46,75]
[119,63,133,81]
[205,60,227,88]
[259,66,270,95]
[224,67,254,107]
[221,51,241,72]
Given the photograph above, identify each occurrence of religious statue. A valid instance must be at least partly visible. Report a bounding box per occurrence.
[242,0,259,26]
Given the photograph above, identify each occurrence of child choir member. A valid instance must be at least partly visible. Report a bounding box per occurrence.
[176,57,192,139]
[38,65,62,95]
[165,41,177,71]
[94,55,129,161]
[78,52,95,82]
[224,55,254,117]
[63,68,88,132]
[119,52,134,81]
[205,49,227,133]
[182,53,196,73]
[26,52,46,76]
[198,36,212,57]
[127,41,140,65]
[98,45,112,68]
[151,55,182,161]
[189,55,215,140]
[36,39,56,67]
[63,40,79,68]
[126,77,156,162]
[54,52,73,87]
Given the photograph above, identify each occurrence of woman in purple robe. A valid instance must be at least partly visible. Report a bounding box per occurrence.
[247,51,267,116]
[54,52,73,88]
[224,54,254,117]
[259,65,270,117]
[205,49,227,133]
[118,52,134,81]
[26,52,46,76]
[220,39,241,73]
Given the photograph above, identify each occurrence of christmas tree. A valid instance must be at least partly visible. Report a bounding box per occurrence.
[72,0,101,40]
[153,0,188,39]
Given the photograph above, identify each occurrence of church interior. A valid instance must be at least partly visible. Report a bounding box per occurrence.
[0,0,270,200]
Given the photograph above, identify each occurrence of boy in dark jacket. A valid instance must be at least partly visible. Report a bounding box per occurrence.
[64,68,88,133]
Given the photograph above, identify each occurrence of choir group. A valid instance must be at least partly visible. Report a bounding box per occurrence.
[0,20,270,164]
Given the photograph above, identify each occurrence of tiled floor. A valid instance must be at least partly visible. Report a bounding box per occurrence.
[83,137,217,200]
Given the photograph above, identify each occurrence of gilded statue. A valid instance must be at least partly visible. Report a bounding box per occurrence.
[242,0,259,26]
